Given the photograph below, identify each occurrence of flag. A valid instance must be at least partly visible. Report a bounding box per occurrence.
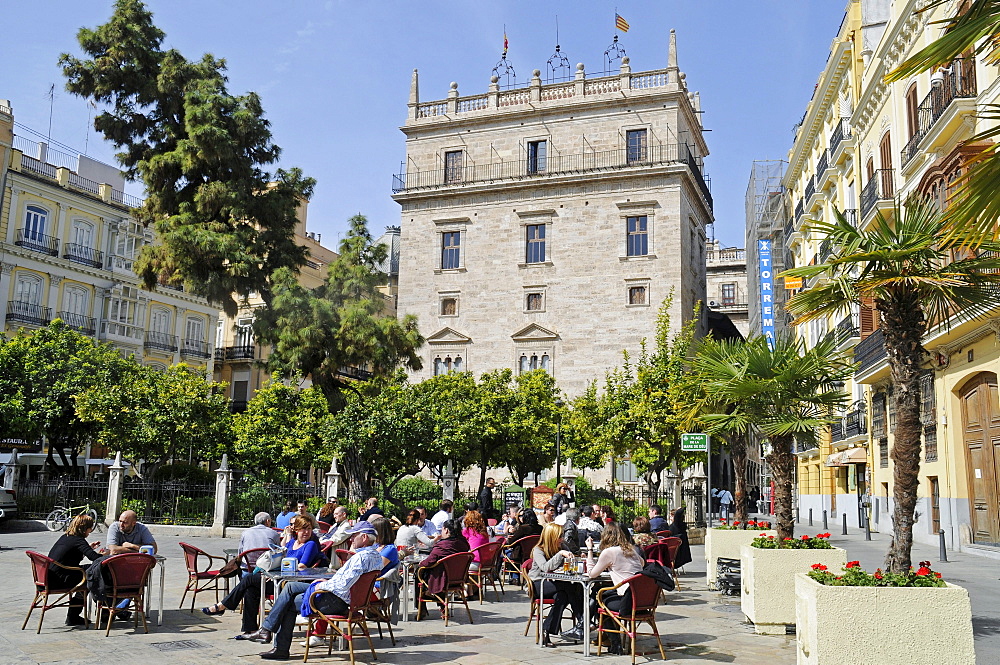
[615,13,629,32]
[503,31,509,55]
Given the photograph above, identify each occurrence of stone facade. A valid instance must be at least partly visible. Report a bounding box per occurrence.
[393,31,712,397]
[705,239,748,337]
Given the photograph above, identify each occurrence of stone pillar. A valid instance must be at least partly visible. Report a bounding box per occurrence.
[619,56,631,90]
[211,454,232,537]
[3,448,18,491]
[105,452,125,526]
[530,69,541,102]
[562,458,578,507]
[574,63,586,97]
[447,82,459,114]
[488,75,499,108]
[325,458,342,502]
[442,460,456,503]
[408,69,419,120]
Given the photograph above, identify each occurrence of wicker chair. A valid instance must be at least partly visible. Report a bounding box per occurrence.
[96,553,157,636]
[179,542,229,612]
[305,570,380,665]
[22,550,89,633]
[595,574,666,664]
[415,552,474,626]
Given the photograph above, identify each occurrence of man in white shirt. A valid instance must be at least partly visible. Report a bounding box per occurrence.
[418,507,439,537]
[431,499,453,530]
[318,505,352,548]
[718,489,734,520]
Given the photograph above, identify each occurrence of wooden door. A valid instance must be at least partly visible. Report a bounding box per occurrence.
[879,132,894,197]
[960,372,1000,544]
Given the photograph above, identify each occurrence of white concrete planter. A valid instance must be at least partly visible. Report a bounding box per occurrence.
[704,528,776,590]
[794,573,975,665]
[740,544,846,634]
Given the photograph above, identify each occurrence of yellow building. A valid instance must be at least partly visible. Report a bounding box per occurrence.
[0,99,220,473]
[785,0,1000,554]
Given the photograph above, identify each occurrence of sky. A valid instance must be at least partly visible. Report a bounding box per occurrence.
[0,1,848,250]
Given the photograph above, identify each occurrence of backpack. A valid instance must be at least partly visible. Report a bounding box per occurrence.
[641,560,675,592]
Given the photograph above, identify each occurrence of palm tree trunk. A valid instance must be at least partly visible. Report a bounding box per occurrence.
[881,297,926,574]
[730,433,749,524]
[767,434,796,540]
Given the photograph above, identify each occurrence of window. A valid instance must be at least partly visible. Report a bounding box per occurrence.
[433,354,463,376]
[62,285,89,317]
[518,352,551,374]
[71,219,94,248]
[628,286,647,305]
[879,437,889,468]
[444,150,463,184]
[14,272,43,305]
[626,129,647,163]
[526,293,543,311]
[924,424,938,462]
[919,371,935,425]
[441,298,457,316]
[24,205,47,239]
[905,84,919,140]
[615,459,639,483]
[441,232,461,270]
[872,392,887,439]
[626,216,648,256]
[149,307,171,334]
[185,316,204,343]
[236,317,254,347]
[721,283,736,306]
[525,224,546,263]
[527,140,547,174]
[929,476,940,533]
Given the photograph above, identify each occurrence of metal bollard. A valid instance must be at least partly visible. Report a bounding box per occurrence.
[939,529,948,563]
[842,518,848,535]
[796,507,800,524]
[864,514,871,541]
[822,509,828,531]
[808,508,813,526]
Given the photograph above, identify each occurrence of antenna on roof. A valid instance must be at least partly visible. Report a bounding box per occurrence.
[546,16,571,83]
[46,84,55,144]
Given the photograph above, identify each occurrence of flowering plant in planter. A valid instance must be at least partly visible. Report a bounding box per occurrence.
[714,518,772,530]
[807,560,946,588]
[751,532,833,549]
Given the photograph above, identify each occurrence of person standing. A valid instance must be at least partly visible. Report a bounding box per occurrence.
[718,488,734,520]
[477,478,497,520]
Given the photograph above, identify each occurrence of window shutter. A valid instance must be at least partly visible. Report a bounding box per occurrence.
[859,296,877,339]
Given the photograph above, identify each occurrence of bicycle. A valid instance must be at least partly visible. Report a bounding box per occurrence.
[45,500,104,532]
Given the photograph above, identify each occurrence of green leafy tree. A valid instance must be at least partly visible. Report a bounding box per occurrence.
[784,201,1000,571]
[76,363,232,475]
[230,380,330,482]
[59,0,314,314]
[412,371,483,484]
[258,215,424,494]
[692,334,853,541]
[0,321,136,474]
[505,370,562,486]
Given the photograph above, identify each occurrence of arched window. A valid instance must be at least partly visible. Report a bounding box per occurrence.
[433,354,463,376]
[14,272,43,304]
[24,205,48,240]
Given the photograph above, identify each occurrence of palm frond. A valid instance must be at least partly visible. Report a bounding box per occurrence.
[887,0,1000,81]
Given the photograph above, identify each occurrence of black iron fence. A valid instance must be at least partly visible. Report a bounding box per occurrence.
[121,479,215,526]
[226,479,322,528]
[18,478,108,519]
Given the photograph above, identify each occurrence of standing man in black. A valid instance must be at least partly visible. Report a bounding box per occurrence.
[477,478,497,520]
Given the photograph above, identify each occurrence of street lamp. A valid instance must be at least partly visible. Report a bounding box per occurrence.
[554,398,564,484]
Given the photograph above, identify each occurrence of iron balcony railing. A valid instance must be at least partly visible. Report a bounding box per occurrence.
[144,331,178,353]
[901,68,977,166]
[7,301,52,326]
[224,345,255,360]
[830,119,851,155]
[63,244,104,269]
[842,208,858,227]
[855,328,887,375]
[816,151,829,178]
[57,311,96,335]
[861,169,895,218]
[180,339,211,359]
[392,141,713,208]
[804,176,816,203]
[794,199,804,224]
[797,439,819,453]
[832,404,868,442]
[784,219,795,240]
[837,312,859,339]
[15,228,59,256]
[820,237,834,262]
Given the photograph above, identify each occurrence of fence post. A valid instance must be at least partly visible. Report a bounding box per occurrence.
[442,460,456,503]
[105,452,125,526]
[211,454,231,538]
[325,458,342,502]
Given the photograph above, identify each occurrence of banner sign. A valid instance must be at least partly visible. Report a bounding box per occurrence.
[758,239,775,350]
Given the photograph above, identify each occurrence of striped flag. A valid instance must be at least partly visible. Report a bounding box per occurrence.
[615,13,629,32]
[503,31,509,55]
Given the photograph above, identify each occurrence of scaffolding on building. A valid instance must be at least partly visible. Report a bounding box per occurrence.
[745,160,792,340]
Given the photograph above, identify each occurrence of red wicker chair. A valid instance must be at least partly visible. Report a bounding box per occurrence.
[501,534,539,588]
[22,550,89,633]
[596,574,666,664]
[656,536,682,588]
[305,570,380,665]
[179,542,229,611]
[416,552,474,626]
[97,553,157,636]
[467,540,505,603]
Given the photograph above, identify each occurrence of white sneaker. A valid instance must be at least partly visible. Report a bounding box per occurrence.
[295,615,309,626]
[300,635,326,648]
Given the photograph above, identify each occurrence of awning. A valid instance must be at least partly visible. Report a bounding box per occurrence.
[825,448,868,467]
[825,453,846,467]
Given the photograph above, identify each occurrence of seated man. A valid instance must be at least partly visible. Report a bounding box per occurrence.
[648,505,668,533]
[246,521,383,660]
[318,505,352,548]
[418,506,439,538]
[240,512,281,573]
[359,497,384,521]
[105,509,156,555]
[577,505,603,541]
[431,500,453,530]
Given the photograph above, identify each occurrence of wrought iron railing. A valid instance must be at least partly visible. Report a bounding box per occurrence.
[144,331,178,353]
[901,68,977,165]
[842,208,858,227]
[842,404,868,438]
[855,327,887,375]
[122,480,215,526]
[861,169,894,218]
[830,119,851,155]
[15,228,59,256]
[837,312,859,339]
[794,199,804,225]
[816,150,829,178]
[17,479,108,520]
[7,301,51,326]
[820,237,834,262]
[181,339,211,359]
[63,243,103,268]
[57,311,97,335]
[804,175,816,203]
[224,345,255,360]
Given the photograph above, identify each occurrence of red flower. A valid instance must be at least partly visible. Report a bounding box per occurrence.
[759,533,767,537]
[748,521,757,526]
[818,533,831,538]
[733,521,741,526]
[768,536,775,540]
[846,561,860,569]
[801,535,810,540]
[935,572,942,579]
[916,566,932,576]
[874,570,883,580]
[783,537,793,541]
[811,563,827,571]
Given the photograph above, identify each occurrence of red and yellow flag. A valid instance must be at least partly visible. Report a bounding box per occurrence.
[503,32,509,55]
[615,13,630,32]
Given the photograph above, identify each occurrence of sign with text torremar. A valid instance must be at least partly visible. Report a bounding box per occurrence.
[680,433,709,452]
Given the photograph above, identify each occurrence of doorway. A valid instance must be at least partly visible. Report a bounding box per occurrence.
[960,372,1000,544]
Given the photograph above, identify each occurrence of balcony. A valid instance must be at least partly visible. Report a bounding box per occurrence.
[901,68,977,166]
[63,244,104,269]
[842,208,858,228]
[797,439,820,454]
[180,339,211,359]
[860,169,894,220]
[832,403,868,443]
[144,331,178,353]
[222,345,255,361]
[820,237,834,262]
[794,199,804,227]
[337,365,374,381]
[855,328,887,377]
[836,312,860,340]
[15,229,59,256]
[57,311,96,335]
[100,320,143,345]
[829,119,852,161]
[7,301,51,326]
[392,141,713,209]
[816,150,829,180]
[804,176,816,206]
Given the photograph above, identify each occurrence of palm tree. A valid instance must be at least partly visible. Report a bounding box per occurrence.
[887,0,1000,239]
[784,199,1000,572]
[691,334,853,540]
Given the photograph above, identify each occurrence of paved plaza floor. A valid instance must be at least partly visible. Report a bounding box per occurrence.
[1,520,997,664]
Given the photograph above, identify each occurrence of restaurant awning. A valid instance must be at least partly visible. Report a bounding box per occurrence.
[825,453,845,467]
[826,448,868,467]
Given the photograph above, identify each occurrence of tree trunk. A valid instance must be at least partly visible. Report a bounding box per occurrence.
[342,446,372,501]
[478,444,488,494]
[881,295,926,574]
[730,433,749,524]
[767,435,796,540]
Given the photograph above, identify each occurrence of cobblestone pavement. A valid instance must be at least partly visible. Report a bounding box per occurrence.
[0,524,795,665]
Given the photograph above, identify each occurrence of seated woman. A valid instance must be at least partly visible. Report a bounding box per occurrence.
[668,507,693,569]
[529,522,586,647]
[46,513,103,626]
[506,509,542,543]
[202,515,321,638]
[395,509,436,553]
[585,523,644,655]
[316,501,338,526]
[540,502,558,525]
[631,516,657,547]
[415,519,470,619]
[462,509,489,598]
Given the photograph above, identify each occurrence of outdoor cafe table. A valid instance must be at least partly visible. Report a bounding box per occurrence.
[538,569,610,657]
[258,568,331,627]
[399,554,426,623]
[139,553,166,626]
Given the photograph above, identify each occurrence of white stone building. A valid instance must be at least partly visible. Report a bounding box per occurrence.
[393,32,713,397]
[705,239,749,338]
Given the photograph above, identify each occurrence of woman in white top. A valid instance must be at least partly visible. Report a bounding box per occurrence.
[394,509,436,552]
[585,523,644,655]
